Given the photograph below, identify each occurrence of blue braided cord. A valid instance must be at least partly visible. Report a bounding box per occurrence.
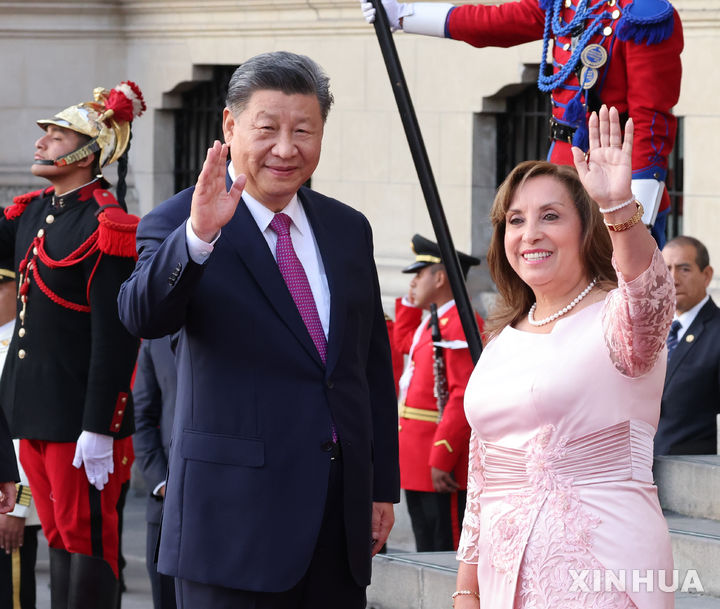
[552,4,585,37]
[538,12,610,92]
[550,0,586,37]
[538,0,611,93]
[551,0,606,37]
[556,0,580,32]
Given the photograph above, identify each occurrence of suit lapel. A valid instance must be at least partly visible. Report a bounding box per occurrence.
[221,178,324,368]
[665,299,715,385]
[300,189,343,376]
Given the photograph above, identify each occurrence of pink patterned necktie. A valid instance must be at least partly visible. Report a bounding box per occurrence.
[269,213,327,363]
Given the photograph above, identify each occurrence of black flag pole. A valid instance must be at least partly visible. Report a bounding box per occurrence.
[368,0,483,363]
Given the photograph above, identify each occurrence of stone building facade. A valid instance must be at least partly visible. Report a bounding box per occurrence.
[0,0,716,309]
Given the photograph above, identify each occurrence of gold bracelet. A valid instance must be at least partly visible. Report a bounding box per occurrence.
[452,590,480,607]
[604,201,644,232]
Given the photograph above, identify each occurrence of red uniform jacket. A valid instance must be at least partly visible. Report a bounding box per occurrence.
[394,298,483,492]
[447,0,683,215]
[385,316,405,394]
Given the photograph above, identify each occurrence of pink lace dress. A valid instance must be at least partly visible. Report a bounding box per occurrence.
[459,249,675,609]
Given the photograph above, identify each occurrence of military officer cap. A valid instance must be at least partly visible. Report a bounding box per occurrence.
[402,234,480,279]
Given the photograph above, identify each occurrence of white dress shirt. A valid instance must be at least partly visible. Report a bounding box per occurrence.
[185,165,331,338]
[674,294,709,342]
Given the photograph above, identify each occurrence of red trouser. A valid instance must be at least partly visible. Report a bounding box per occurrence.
[19,437,134,578]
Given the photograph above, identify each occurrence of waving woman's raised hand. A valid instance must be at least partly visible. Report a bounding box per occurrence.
[572,105,634,208]
[573,105,657,281]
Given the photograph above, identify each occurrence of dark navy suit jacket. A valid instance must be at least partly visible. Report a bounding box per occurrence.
[132,336,177,525]
[118,180,400,592]
[655,298,720,455]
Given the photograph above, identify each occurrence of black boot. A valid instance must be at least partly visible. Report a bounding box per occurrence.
[67,553,119,609]
[49,547,72,609]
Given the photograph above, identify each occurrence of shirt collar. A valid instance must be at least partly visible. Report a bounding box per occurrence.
[51,178,102,210]
[436,299,455,317]
[228,163,305,235]
[676,294,709,330]
[425,300,455,330]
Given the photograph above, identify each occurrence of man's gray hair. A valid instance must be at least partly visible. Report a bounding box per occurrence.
[225,51,334,122]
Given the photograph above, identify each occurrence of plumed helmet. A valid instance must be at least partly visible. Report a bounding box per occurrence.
[36,81,146,168]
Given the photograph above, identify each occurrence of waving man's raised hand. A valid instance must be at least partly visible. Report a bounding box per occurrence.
[190,141,247,243]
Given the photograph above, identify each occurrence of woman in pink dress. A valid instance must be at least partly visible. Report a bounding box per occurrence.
[452,106,675,609]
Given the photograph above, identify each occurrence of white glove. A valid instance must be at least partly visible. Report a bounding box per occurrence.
[359,0,414,31]
[73,431,114,491]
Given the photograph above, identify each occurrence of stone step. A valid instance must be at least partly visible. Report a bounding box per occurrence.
[676,592,720,608]
[367,552,458,609]
[655,455,720,520]
[667,511,720,598]
[368,535,720,609]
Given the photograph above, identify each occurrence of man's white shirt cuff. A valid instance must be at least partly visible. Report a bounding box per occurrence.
[186,219,220,264]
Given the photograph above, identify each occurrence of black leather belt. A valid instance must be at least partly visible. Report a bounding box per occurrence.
[549,113,629,145]
[549,117,576,144]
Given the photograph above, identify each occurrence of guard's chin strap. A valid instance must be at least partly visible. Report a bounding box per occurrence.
[33,139,101,168]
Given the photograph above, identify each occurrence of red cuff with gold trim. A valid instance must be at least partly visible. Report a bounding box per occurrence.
[109,392,129,433]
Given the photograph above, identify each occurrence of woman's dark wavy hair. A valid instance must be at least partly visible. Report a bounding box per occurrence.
[485,161,617,338]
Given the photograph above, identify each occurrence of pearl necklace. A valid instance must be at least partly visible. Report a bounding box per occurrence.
[528,277,598,327]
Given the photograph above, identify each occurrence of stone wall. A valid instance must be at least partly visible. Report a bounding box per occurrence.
[0,0,716,306]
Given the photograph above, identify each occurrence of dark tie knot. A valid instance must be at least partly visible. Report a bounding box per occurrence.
[270,213,292,237]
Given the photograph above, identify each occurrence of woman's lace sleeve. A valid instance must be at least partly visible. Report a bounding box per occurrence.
[601,248,675,377]
[456,429,484,564]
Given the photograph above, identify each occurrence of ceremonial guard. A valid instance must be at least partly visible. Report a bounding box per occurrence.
[394,235,483,551]
[0,82,145,608]
[361,0,683,245]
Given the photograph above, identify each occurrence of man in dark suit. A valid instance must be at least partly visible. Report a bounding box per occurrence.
[132,336,178,609]
[118,51,399,608]
[656,235,720,455]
